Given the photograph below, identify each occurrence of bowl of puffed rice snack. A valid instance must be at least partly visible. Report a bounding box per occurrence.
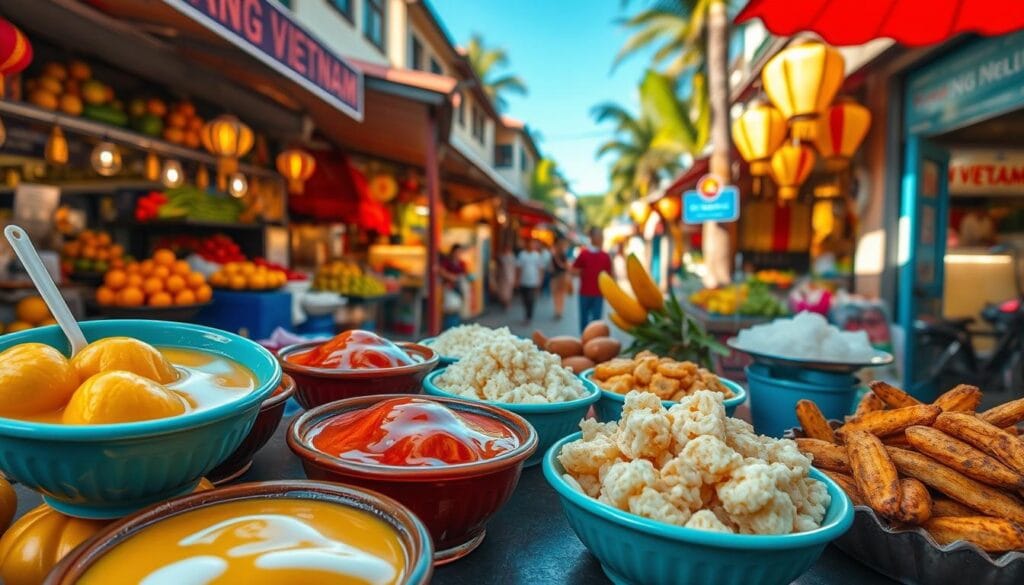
[582,352,747,421]
[422,336,601,467]
[419,324,519,366]
[543,389,854,585]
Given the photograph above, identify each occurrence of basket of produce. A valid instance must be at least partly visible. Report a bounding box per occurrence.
[94,248,213,321]
[314,260,388,297]
[60,229,129,283]
[208,261,288,292]
[689,281,788,317]
[786,382,1024,585]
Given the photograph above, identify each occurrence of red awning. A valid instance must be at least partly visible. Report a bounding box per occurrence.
[736,0,1024,47]
[507,197,556,227]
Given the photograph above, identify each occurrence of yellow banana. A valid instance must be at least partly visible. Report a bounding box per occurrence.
[598,271,647,325]
[626,254,664,312]
[608,311,633,332]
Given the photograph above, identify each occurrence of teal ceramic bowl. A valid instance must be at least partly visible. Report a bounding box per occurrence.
[422,368,600,467]
[418,337,458,366]
[0,320,281,519]
[544,433,854,585]
[582,369,747,422]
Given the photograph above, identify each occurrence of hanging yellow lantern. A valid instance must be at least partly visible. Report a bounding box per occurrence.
[200,115,254,179]
[275,148,316,194]
[655,195,681,222]
[762,41,845,141]
[770,143,816,200]
[732,102,787,176]
[629,200,651,225]
[196,164,210,190]
[814,97,871,171]
[143,151,160,181]
[44,126,68,165]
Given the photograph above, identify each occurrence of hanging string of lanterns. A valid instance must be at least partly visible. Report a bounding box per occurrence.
[732,41,870,201]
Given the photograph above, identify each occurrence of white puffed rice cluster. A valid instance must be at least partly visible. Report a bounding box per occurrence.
[429,324,516,358]
[558,390,830,534]
[434,336,588,404]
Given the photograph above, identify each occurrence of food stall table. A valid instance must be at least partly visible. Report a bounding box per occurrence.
[684,302,775,381]
[9,411,895,584]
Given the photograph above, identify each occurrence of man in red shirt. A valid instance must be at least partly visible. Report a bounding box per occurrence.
[572,227,613,333]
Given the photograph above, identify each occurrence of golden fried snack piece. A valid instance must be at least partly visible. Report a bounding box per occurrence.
[932,384,982,412]
[656,360,697,385]
[853,392,886,418]
[980,398,1024,428]
[846,431,901,519]
[821,470,865,506]
[796,399,836,443]
[934,412,1024,475]
[600,373,636,396]
[905,425,1024,489]
[648,373,680,400]
[894,478,932,525]
[924,516,1024,553]
[886,447,1024,524]
[632,356,658,387]
[882,433,912,448]
[931,497,983,518]
[593,358,635,381]
[837,405,941,440]
[869,381,923,409]
[795,438,850,472]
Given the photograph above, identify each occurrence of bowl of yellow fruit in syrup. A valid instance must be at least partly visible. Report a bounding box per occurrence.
[0,319,281,519]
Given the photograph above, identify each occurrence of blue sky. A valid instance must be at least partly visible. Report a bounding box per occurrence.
[430,0,656,196]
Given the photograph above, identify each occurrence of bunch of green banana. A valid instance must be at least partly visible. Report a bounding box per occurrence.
[157,187,243,222]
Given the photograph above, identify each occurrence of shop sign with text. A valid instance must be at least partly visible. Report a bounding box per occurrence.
[683,175,739,224]
[949,149,1024,196]
[165,0,363,121]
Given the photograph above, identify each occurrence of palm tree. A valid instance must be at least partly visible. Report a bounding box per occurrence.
[464,34,528,112]
[617,0,734,287]
[529,158,567,210]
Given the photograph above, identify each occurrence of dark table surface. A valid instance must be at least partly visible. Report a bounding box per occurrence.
[12,408,897,584]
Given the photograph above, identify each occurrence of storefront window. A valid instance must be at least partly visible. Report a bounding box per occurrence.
[520,146,528,171]
[472,107,485,143]
[410,35,423,70]
[430,58,443,75]
[495,144,513,168]
[456,91,465,126]
[329,0,351,21]
[364,0,385,50]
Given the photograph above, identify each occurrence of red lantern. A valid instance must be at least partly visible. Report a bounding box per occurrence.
[0,19,32,98]
[655,196,681,222]
[814,97,871,171]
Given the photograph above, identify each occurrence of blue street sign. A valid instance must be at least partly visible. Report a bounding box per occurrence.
[683,185,739,224]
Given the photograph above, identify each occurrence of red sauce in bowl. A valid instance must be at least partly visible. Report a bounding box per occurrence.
[310,397,519,466]
[287,330,416,369]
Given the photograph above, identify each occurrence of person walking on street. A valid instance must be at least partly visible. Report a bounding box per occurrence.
[516,238,545,324]
[550,237,571,320]
[494,242,516,310]
[573,227,612,332]
[440,244,468,330]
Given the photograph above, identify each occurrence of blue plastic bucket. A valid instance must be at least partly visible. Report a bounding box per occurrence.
[745,364,860,437]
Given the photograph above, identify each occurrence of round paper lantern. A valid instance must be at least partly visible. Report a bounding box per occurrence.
[369,174,399,203]
[276,148,316,194]
[0,18,33,99]
[655,195,681,222]
[200,115,254,178]
[762,41,845,141]
[629,200,652,225]
[732,102,787,176]
[814,97,871,171]
[45,126,68,165]
[770,143,816,200]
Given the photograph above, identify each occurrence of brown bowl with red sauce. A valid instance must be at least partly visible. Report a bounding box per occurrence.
[287,394,538,564]
[279,330,439,410]
[208,374,297,484]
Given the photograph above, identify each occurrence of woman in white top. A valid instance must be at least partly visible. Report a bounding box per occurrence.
[516,238,545,323]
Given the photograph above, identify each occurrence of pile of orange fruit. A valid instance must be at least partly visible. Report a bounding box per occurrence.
[96,249,212,308]
[60,230,126,275]
[4,296,56,333]
[208,261,287,291]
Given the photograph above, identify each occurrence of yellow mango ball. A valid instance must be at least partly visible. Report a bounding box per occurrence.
[62,371,188,425]
[71,337,178,384]
[0,343,78,417]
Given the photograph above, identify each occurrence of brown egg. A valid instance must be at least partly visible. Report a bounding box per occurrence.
[581,321,611,345]
[583,336,622,363]
[546,336,584,358]
[562,356,596,374]
[532,329,549,350]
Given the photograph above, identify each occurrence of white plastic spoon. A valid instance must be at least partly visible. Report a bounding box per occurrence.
[4,225,88,356]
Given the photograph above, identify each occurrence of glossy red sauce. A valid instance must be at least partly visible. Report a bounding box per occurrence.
[310,397,519,466]
[287,330,416,369]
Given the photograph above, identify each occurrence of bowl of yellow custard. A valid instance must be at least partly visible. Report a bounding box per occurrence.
[0,319,281,519]
[46,480,433,585]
